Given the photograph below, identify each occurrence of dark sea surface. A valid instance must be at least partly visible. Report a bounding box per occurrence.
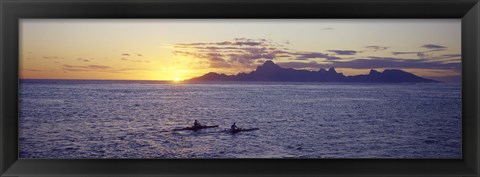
[19,80,462,158]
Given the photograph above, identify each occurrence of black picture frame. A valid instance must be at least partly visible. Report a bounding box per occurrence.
[1,0,479,176]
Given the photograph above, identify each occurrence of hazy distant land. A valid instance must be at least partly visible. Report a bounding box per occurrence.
[189,61,440,83]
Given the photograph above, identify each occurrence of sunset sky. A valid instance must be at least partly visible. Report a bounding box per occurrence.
[20,19,461,82]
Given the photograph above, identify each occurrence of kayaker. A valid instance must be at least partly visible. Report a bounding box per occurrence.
[193,120,201,127]
[231,122,238,130]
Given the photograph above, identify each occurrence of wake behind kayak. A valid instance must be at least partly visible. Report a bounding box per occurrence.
[225,128,259,134]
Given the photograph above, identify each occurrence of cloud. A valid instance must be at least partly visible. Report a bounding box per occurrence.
[422,44,447,49]
[23,69,43,72]
[119,52,149,63]
[173,38,290,68]
[392,51,432,58]
[392,45,449,58]
[277,61,323,69]
[209,60,232,68]
[175,38,344,68]
[322,28,334,30]
[328,50,358,55]
[295,52,340,60]
[176,38,268,48]
[88,65,110,69]
[62,64,110,72]
[172,38,459,72]
[277,56,460,72]
[417,52,428,58]
[420,53,461,62]
[61,65,155,74]
[332,57,461,70]
[230,48,276,60]
[331,57,460,70]
[233,41,262,46]
[441,54,461,58]
[392,51,420,55]
[42,56,61,60]
[121,52,145,58]
[77,58,90,62]
[120,57,150,63]
[365,45,389,51]
[63,65,83,69]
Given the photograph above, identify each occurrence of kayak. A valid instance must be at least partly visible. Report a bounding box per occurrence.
[174,125,219,131]
[227,128,259,134]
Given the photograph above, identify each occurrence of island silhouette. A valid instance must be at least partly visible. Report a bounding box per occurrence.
[189,60,440,83]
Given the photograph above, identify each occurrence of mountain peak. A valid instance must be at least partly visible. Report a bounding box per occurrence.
[369,69,381,75]
[318,68,327,72]
[256,60,281,71]
[262,60,277,67]
[264,60,274,64]
[328,67,337,73]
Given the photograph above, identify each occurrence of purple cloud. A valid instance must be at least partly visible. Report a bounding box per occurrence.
[173,38,290,68]
[277,61,323,69]
[365,45,389,51]
[295,52,340,60]
[392,51,432,58]
[441,54,461,58]
[392,44,448,58]
[176,38,268,48]
[422,44,447,49]
[328,50,358,55]
[365,45,390,52]
[172,38,458,72]
[331,57,460,70]
[277,57,460,71]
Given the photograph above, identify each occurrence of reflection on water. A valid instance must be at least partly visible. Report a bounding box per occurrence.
[19,80,461,158]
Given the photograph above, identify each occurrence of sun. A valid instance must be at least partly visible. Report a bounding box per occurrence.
[173,77,181,82]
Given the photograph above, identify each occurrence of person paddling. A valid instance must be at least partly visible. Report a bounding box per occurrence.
[193,120,201,127]
[231,122,238,131]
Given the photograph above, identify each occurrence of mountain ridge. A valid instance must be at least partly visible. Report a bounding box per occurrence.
[189,60,440,83]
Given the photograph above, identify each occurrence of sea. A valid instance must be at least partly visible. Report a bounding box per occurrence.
[18,80,462,159]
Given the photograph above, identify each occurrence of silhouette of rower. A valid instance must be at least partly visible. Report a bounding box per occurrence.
[193,120,201,127]
[231,122,238,130]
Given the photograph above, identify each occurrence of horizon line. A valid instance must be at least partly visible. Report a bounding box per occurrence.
[19,61,460,83]
[19,78,174,82]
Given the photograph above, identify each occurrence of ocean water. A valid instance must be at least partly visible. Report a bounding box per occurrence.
[19,80,462,158]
